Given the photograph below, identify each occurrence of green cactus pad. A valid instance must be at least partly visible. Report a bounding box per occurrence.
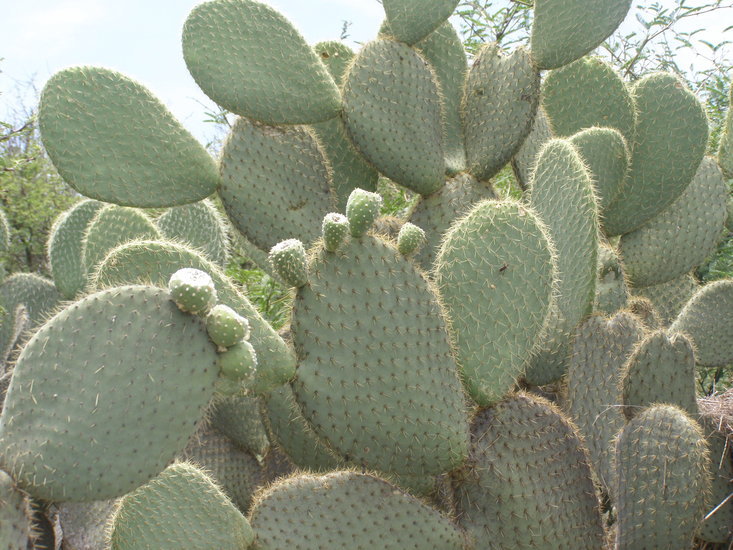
[109,462,254,550]
[48,199,103,300]
[264,385,342,472]
[541,57,636,142]
[397,222,426,256]
[619,157,729,288]
[603,73,709,236]
[156,200,229,267]
[83,206,160,275]
[409,173,497,270]
[669,279,733,366]
[633,273,698,326]
[530,0,632,69]
[0,286,219,501]
[462,44,540,182]
[511,106,553,190]
[345,189,383,238]
[454,393,605,549]
[569,127,629,216]
[182,0,340,125]
[0,470,31,550]
[593,244,629,315]
[219,118,334,253]
[168,267,217,316]
[342,39,444,195]
[0,273,60,364]
[435,199,555,405]
[207,305,249,349]
[525,139,599,385]
[613,405,710,550]
[268,239,308,288]
[321,213,349,252]
[38,66,218,207]
[565,312,644,491]
[250,471,465,550]
[180,425,264,512]
[414,21,468,174]
[209,394,270,458]
[620,331,697,419]
[382,0,459,45]
[313,41,354,85]
[55,498,118,550]
[218,341,257,384]
[718,84,733,179]
[93,239,296,393]
[291,234,469,479]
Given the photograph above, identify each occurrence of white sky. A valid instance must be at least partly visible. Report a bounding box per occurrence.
[1,0,731,146]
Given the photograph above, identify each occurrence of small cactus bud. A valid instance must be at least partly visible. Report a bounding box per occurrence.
[218,341,257,384]
[168,268,217,315]
[269,239,308,287]
[207,304,250,349]
[322,212,349,252]
[346,189,382,238]
[397,222,426,256]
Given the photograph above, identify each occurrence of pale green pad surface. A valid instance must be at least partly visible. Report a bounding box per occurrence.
[621,331,697,419]
[531,0,632,69]
[670,279,733,366]
[110,462,254,550]
[613,405,710,550]
[525,139,599,385]
[48,199,103,300]
[264,385,342,473]
[219,118,334,253]
[565,313,644,491]
[414,21,468,174]
[462,45,539,182]
[342,39,444,195]
[93,239,296,394]
[209,394,270,458]
[718,85,733,179]
[291,235,469,478]
[409,173,497,271]
[0,470,31,550]
[603,73,708,236]
[39,67,218,207]
[435,199,555,406]
[382,0,459,45]
[156,199,229,267]
[619,157,728,287]
[182,0,340,125]
[180,424,264,512]
[312,41,354,85]
[83,206,160,275]
[570,128,629,216]
[633,273,698,326]
[541,57,635,142]
[455,393,605,550]
[249,471,465,550]
[0,286,219,501]
[511,106,553,190]
[593,244,629,315]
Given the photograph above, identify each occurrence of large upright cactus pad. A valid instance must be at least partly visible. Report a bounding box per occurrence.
[156,200,229,267]
[291,233,469,479]
[454,393,605,549]
[182,0,341,125]
[38,67,219,207]
[382,0,460,45]
[435,199,555,405]
[0,286,219,501]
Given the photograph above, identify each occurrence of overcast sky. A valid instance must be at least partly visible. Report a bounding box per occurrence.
[1,0,731,147]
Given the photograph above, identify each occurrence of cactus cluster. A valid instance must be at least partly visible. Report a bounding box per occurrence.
[1,0,732,548]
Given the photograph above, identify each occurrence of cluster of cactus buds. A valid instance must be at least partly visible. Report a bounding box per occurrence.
[1,0,732,548]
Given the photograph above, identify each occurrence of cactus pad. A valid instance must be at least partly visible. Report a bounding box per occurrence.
[168,268,217,316]
[156,200,229,267]
[38,67,219,207]
[382,0,460,45]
